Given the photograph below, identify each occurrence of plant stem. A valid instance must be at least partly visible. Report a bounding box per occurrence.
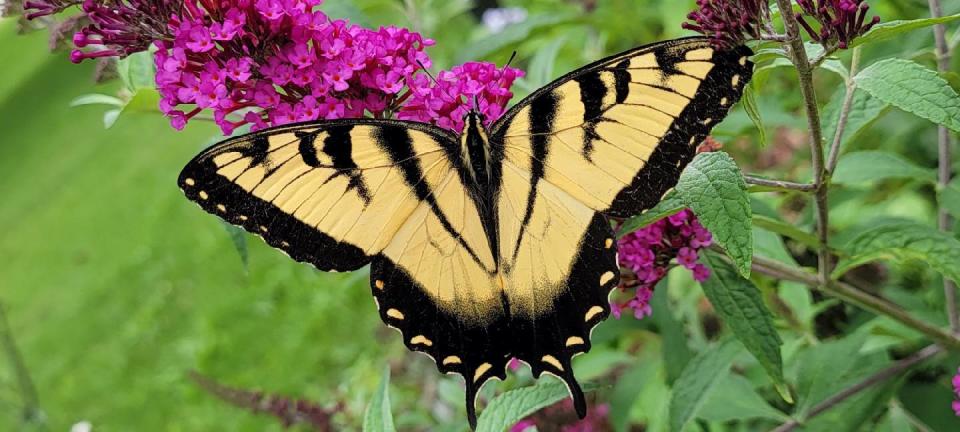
[750,255,960,351]
[825,47,862,174]
[0,302,42,424]
[775,0,831,285]
[744,175,817,192]
[927,0,958,333]
[769,344,943,432]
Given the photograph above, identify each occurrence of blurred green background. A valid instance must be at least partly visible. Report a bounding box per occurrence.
[2,0,960,431]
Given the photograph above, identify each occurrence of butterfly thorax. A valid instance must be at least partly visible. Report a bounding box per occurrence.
[460,111,494,191]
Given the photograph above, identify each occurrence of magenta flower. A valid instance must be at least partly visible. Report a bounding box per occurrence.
[953,367,960,416]
[398,61,524,132]
[25,0,446,134]
[796,0,880,48]
[614,209,714,319]
[682,0,770,49]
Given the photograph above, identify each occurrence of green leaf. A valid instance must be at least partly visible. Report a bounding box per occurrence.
[854,58,960,132]
[455,13,578,63]
[116,51,156,91]
[939,178,960,219]
[753,226,799,266]
[103,109,121,129]
[617,192,685,237]
[651,282,693,384]
[70,93,124,107]
[609,355,658,432]
[821,88,889,153]
[833,221,960,283]
[701,253,787,401]
[222,221,248,271]
[850,14,960,48]
[832,151,937,185]
[793,332,868,414]
[698,374,789,422]
[476,380,597,432]
[676,152,752,277]
[668,338,741,432]
[525,36,567,90]
[743,82,766,146]
[122,89,161,113]
[752,214,822,250]
[363,367,396,432]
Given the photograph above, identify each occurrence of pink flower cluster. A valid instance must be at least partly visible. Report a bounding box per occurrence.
[25,0,525,136]
[952,367,960,416]
[796,0,880,49]
[151,0,435,134]
[613,209,713,320]
[682,0,769,49]
[398,61,524,132]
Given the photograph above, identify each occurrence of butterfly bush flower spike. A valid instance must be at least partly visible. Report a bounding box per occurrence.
[682,0,770,49]
[795,0,880,48]
[615,209,713,319]
[25,0,437,135]
[398,62,524,133]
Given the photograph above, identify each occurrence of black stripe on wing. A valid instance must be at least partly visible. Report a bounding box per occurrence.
[179,148,371,272]
[605,44,753,217]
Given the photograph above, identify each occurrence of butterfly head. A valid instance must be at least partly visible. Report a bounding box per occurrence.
[463,110,486,132]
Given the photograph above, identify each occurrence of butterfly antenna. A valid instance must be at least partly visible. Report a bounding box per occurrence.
[416,60,438,86]
[505,50,518,69]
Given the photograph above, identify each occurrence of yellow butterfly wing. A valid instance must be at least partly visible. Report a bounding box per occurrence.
[484,37,753,417]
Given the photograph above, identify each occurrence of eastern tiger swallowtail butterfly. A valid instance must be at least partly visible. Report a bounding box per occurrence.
[178,37,753,427]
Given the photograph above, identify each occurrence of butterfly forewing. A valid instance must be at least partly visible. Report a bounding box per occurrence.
[179,120,459,271]
[492,38,754,217]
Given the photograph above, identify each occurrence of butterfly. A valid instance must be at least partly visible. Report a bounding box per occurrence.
[178,37,753,428]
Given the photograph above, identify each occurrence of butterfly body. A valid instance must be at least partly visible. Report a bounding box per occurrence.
[178,38,753,428]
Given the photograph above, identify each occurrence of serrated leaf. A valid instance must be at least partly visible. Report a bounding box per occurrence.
[698,374,789,422]
[70,93,124,107]
[743,82,766,146]
[476,381,597,432]
[676,152,752,277]
[832,151,936,185]
[222,221,248,270]
[363,367,396,432]
[939,178,960,219]
[116,51,156,91]
[668,338,741,432]
[854,59,960,132]
[850,14,960,48]
[701,253,787,401]
[617,192,685,237]
[821,88,889,152]
[833,221,960,283]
